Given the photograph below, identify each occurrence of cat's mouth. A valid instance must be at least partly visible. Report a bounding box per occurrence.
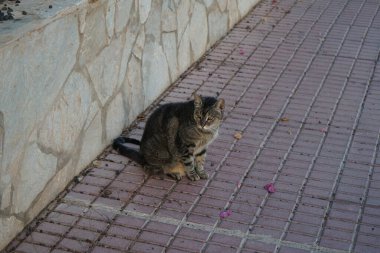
[201,124,217,132]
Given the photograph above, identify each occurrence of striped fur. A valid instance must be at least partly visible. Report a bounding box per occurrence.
[114,94,224,181]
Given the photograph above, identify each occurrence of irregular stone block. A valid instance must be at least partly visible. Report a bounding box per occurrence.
[118,9,140,91]
[203,0,214,9]
[88,37,123,105]
[189,2,208,61]
[0,175,11,211]
[124,55,144,123]
[208,7,228,46]
[79,9,87,34]
[106,0,116,42]
[163,32,179,82]
[84,101,101,131]
[142,41,170,107]
[13,143,57,213]
[178,26,191,74]
[139,0,152,24]
[228,0,240,29]
[26,158,78,221]
[133,27,145,60]
[145,0,162,42]
[77,113,103,173]
[115,0,134,33]
[79,6,107,65]
[176,1,190,43]
[38,72,93,154]
[217,0,228,11]
[162,0,177,32]
[106,93,125,142]
[0,216,24,250]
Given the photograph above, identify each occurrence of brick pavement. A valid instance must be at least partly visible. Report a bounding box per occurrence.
[4,0,380,252]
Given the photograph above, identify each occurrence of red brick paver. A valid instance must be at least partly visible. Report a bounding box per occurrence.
[5,0,380,252]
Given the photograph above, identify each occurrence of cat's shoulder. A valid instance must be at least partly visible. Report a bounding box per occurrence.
[158,100,194,113]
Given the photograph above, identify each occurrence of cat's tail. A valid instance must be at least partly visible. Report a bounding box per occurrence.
[113,137,145,165]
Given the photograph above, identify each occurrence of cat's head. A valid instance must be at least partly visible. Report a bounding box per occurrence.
[193,93,224,131]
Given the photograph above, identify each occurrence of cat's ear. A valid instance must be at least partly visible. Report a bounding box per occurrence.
[194,93,203,109]
[216,98,225,110]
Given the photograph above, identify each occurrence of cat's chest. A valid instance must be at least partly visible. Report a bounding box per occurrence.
[195,130,218,154]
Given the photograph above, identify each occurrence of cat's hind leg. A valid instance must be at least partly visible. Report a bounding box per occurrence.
[143,164,163,176]
[164,162,186,181]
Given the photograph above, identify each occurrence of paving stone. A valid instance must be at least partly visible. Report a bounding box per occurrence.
[98,236,131,250]
[35,222,70,236]
[66,228,99,241]
[25,232,60,247]
[57,238,91,252]
[16,242,51,253]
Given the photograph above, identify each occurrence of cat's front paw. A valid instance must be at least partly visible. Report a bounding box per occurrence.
[196,169,209,179]
[167,173,182,181]
[186,170,200,181]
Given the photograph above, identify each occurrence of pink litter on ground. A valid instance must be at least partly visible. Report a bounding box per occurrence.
[239,49,244,55]
[320,127,327,133]
[219,210,232,219]
[264,183,276,193]
[237,182,242,189]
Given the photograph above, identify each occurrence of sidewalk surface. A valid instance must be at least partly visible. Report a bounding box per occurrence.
[5,0,380,252]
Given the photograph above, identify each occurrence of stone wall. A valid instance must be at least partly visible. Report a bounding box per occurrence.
[0,0,260,249]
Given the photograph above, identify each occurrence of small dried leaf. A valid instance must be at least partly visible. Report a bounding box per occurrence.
[280,117,289,122]
[137,114,145,120]
[92,160,101,167]
[102,189,112,196]
[234,132,242,140]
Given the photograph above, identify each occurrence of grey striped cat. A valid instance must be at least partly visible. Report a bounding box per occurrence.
[113,93,224,181]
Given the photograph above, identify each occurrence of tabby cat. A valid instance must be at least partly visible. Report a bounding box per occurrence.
[113,93,224,181]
